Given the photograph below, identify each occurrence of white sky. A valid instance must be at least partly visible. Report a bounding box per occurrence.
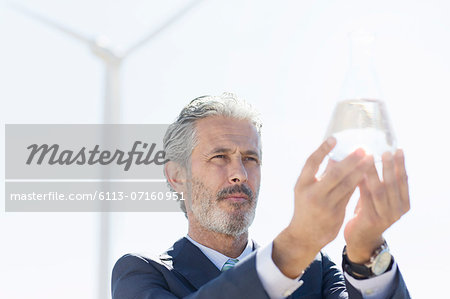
[1,0,450,298]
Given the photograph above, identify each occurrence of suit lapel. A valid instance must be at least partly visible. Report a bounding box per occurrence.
[159,237,221,290]
[159,238,259,290]
[252,240,259,250]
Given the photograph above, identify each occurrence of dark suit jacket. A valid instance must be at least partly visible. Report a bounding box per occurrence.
[111,237,410,299]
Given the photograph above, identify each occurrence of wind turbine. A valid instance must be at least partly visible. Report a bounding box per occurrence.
[10,1,204,123]
[10,1,204,299]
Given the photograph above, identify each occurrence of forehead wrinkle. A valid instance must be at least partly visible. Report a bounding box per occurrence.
[206,147,261,161]
[194,116,262,157]
[207,147,236,155]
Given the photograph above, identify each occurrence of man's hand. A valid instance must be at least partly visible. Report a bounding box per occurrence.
[273,137,372,278]
[344,150,410,263]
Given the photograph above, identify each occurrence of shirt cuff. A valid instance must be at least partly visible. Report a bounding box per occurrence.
[255,242,304,298]
[344,260,398,299]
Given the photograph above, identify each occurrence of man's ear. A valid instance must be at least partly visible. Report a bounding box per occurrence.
[164,161,187,193]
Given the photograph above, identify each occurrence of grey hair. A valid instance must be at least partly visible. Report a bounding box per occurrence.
[163,92,262,215]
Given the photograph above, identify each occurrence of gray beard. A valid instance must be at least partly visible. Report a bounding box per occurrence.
[188,178,258,237]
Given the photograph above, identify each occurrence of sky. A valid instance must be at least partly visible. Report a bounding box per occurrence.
[1,0,450,298]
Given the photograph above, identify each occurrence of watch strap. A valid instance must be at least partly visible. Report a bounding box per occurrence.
[342,241,393,280]
[342,247,372,279]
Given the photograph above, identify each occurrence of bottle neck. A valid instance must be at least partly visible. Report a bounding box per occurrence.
[340,32,382,100]
[350,40,375,70]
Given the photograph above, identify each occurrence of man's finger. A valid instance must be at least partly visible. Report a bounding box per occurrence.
[382,151,401,215]
[323,158,337,173]
[326,156,371,207]
[318,147,367,195]
[357,177,378,218]
[298,137,336,186]
[394,149,410,213]
[359,178,372,200]
[364,157,389,217]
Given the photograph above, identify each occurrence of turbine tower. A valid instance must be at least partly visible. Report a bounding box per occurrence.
[10,2,204,299]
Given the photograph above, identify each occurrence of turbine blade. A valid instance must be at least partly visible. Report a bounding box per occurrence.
[9,2,93,45]
[124,0,204,57]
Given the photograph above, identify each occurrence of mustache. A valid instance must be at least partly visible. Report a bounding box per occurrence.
[216,184,254,201]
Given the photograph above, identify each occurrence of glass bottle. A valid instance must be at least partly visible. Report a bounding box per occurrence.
[325,31,396,161]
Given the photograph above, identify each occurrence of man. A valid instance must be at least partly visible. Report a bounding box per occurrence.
[112,93,410,298]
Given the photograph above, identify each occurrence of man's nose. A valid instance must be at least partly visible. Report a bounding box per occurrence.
[228,158,248,184]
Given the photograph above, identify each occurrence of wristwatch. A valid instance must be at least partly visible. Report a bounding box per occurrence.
[342,240,393,279]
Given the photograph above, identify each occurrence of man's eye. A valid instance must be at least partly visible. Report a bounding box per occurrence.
[212,155,225,159]
[244,156,258,163]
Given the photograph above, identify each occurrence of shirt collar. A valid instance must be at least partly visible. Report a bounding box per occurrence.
[185,234,253,270]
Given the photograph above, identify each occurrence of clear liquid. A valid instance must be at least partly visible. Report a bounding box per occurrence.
[329,128,395,161]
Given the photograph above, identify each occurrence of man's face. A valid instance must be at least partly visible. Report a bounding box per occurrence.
[186,116,261,236]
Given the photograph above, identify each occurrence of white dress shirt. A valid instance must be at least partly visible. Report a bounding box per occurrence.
[185,235,397,299]
[185,235,254,270]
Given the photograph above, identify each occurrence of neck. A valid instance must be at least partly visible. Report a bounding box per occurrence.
[187,217,248,258]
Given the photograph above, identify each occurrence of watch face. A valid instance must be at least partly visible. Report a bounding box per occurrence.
[372,250,392,276]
